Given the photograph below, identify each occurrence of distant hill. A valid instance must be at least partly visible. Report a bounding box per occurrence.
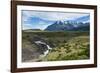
[45,21,90,31]
[23,29,42,32]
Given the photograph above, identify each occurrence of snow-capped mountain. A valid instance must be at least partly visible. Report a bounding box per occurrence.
[45,15,90,31]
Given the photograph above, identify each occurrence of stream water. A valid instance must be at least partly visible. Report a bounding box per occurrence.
[35,41,52,56]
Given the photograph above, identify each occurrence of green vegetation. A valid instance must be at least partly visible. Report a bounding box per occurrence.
[22,31,90,62]
[42,36,89,61]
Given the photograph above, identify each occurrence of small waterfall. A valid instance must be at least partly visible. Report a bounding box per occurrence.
[35,41,52,56]
[46,45,52,50]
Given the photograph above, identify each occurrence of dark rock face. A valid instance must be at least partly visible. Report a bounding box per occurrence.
[22,35,54,62]
[31,36,53,53]
[36,44,48,54]
[29,35,54,48]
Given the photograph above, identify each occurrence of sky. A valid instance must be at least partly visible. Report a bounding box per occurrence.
[22,10,89,30]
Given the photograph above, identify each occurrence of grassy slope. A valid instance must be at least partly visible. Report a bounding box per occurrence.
[22,31,90,62]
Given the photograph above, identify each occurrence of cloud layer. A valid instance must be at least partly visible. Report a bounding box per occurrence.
[22,10,89,30]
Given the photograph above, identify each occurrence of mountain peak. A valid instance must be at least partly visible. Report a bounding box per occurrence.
[53,21,64,25]
[45,20,74,31]
[45,19,90,31]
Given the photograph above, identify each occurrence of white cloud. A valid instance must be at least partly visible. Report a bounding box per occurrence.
[22,10,89,21]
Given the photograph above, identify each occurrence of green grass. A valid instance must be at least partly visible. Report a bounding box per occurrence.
[42,36,89,61]
[22,31,90,62]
